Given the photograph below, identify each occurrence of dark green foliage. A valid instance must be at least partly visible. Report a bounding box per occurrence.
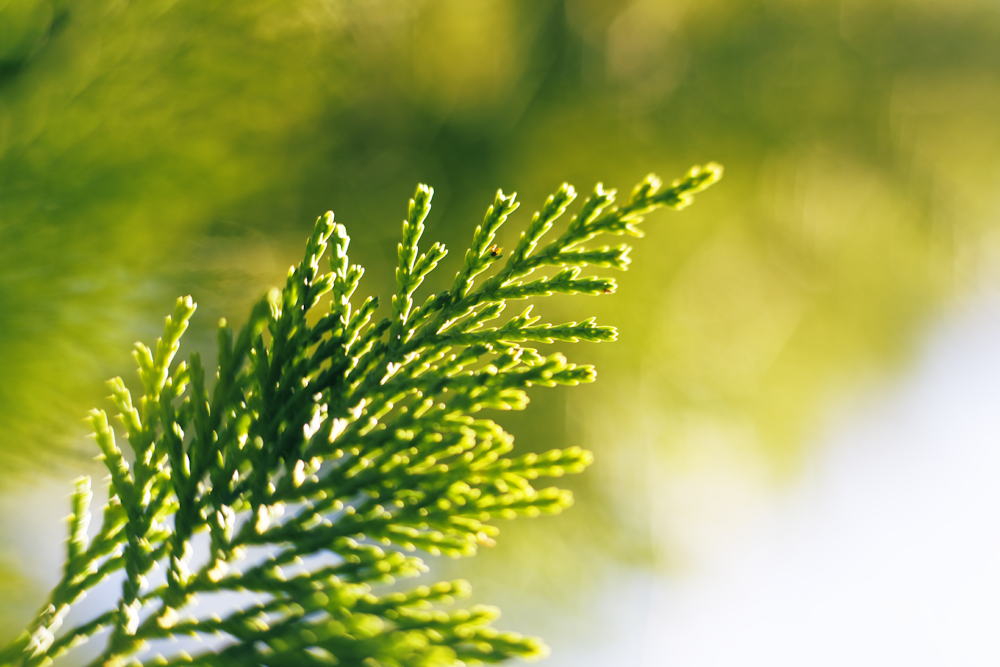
[0,165,720,667]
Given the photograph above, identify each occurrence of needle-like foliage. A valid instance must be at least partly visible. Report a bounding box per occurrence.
[0,164,721,667]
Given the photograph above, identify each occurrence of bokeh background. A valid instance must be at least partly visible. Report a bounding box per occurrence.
[3,0,1000,663]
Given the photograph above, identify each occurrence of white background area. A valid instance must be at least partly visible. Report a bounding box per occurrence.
[539,287,1000,666]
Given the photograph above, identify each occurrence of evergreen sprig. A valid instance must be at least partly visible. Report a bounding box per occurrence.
[0,164,721,667]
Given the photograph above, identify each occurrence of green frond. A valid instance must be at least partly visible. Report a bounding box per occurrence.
[2,165,720,667]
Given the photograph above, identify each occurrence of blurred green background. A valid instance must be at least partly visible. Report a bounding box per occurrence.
[3,0,1000,653]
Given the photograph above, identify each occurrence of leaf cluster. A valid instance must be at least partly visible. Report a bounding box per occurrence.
[1,164,721,667]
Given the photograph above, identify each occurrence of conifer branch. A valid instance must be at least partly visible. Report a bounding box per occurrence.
[1,163,721,667]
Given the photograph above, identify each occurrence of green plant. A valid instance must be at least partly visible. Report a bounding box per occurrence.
[0,164,721,667]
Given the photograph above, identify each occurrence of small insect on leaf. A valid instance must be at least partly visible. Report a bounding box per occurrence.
[489,244,503,258]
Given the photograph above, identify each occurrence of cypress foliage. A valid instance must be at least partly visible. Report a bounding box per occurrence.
[0,164,721,667]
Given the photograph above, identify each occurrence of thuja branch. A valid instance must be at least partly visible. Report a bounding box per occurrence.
[1,163,722,667]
